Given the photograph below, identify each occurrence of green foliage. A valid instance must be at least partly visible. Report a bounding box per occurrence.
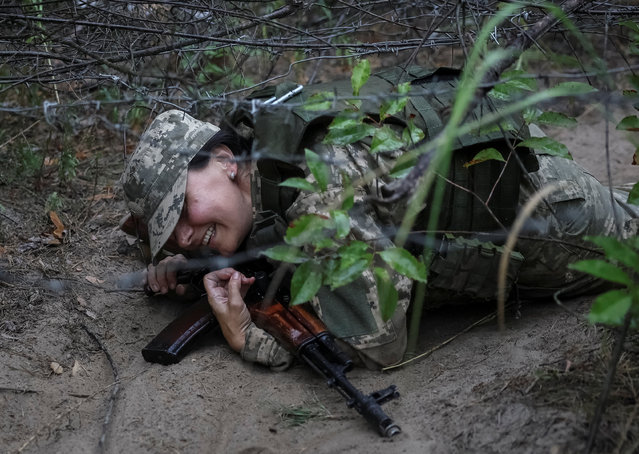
[378,247,427,283]
[45,191,64,213]
[370,125,404,154]
[303,92,335,111]
[179,46,254,93]
[266,60,436,319]
[305,149,330,192]
[517,137,572,159]
[534,112,578,128]
[267,105,429,318]
[16,144,43,178]
[374,267,399,322]
[628,182,639,206]
[488,69,537,101]
[261,245,308,264]
[379,82,410,119]
[290,260,322,306]
[351,60,370,96]
[275,400,330,427]
[569,236,639,328]
[58,146,78,183]
[284,214,333,248]
[464,148,505,168]
[323,116,376,145]
[616,115,639,131]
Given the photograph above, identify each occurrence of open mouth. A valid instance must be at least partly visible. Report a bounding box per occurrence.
[202,225,216,245]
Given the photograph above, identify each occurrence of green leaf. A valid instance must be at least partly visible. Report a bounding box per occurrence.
[351,59,371,96]
[502,70,538,91]
[285,214,331,247]
[588,289,632,326]
[547,81,597,97]
[380,97,408,120]
[279,177,317,192]
[463,148,505,168]
[401,119,425,146]
[291,261,322,305]
[331,210,351,239]
[370,125,404,154]
[489,71,537,101]
[374,267,399,322]
[523,107,543,124]
[345,99,363,110]
[340,172,354,210]
[620,20,639,34]
[569,259,634,287]
[303,91,335,111]
[326,241,373,289]
[517,137,572,159]
[488,84,519,101]
[616,115,639,131]
[628,181,639,206]
[305,148,330,192]
[313,237,338,250]
[389,154,416,178]
[261,245,308,264]
[535,111,578,128]
[378,247,427,283]
[397,81,411,95]
[584,236,639,274]
[323,115,375,145]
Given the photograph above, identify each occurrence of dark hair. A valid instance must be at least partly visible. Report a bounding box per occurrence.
[188,128,252,170]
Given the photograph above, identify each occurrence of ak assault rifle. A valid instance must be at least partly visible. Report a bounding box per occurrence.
[120,215,401,437]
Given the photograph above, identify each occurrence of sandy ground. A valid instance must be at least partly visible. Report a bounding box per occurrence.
[2,105,639,454]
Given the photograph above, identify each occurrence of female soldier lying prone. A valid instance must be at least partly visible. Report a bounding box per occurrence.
[121,104,639,370]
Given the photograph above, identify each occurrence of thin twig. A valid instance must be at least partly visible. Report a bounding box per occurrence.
[384,309,499,371]
[497,183,559,331]
[81,324,120,453]
[586,311,633,454]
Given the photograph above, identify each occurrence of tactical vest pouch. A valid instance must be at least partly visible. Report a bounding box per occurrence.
[428,234,524,300]
[249,211,289,251]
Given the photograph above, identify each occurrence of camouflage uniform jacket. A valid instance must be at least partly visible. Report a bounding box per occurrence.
[239,125,639,370]
[241,129,413,370]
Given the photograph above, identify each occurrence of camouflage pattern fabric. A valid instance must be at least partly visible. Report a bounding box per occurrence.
[515,152,639,297]
[241,322,294,371]
[121,110,220,262]
[243,124,639,369]
[283,129,413,368]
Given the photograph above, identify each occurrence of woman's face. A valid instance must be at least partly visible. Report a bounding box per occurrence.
[170,146,253,257]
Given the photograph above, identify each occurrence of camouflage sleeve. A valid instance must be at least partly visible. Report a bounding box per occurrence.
[240,322,295,371]
[285,137,412,369]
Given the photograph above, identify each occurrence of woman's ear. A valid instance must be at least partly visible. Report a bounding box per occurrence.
[212,145,238,176]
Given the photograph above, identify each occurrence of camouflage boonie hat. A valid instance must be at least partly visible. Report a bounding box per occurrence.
[121,110,220,261]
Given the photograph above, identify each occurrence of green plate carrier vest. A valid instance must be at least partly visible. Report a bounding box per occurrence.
[224,66,538,234]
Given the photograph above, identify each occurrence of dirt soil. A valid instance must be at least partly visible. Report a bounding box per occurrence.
[2,106,639,454]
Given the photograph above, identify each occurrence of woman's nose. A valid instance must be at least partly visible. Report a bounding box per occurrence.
[173,217,194,248]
